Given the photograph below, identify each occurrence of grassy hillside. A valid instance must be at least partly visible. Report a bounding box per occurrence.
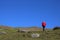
[0,26,60,40]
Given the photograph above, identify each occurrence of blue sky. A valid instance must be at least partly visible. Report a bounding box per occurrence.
[0,0,60,28]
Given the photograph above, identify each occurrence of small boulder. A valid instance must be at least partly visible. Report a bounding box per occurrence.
[53,27,60,30]
[31,33,40,38]
[18,29,30,33]
[0,31,6,34]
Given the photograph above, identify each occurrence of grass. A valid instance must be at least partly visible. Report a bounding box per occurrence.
[0,27,60,40]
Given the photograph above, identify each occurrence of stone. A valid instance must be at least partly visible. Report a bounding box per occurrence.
[31,33,40,38]
[0,31,6,34]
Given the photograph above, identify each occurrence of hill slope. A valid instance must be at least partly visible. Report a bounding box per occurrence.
[0,26,60,40]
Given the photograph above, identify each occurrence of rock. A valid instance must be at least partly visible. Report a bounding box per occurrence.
[31,33,40,38]
[53,27,60,30]
[18,29,30,33]
[0,31,6,34]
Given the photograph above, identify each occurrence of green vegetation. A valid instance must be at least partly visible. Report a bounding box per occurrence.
[0,26,60,40]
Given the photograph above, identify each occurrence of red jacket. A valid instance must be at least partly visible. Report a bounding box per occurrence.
[42,22,46,27]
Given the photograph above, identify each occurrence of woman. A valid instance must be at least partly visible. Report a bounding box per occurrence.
[42,21,46,31]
